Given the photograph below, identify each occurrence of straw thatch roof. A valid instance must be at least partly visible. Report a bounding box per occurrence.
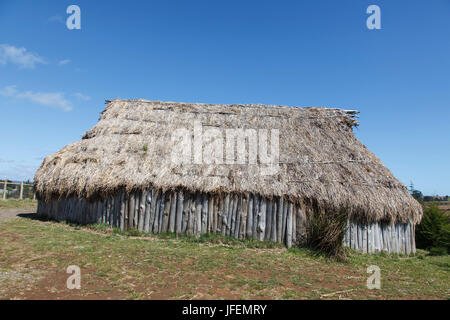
[34,99,422,224]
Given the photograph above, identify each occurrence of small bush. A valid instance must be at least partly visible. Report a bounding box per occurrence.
[306,207,348,259]
[429,247,447,256]
[416,205,450,254]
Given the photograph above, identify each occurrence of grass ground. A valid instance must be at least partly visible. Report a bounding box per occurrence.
[0,199,37,210]
[0,214,448,300]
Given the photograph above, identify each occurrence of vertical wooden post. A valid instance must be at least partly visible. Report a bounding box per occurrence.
[265,198,272,241]
[201,194,208,234]
[258,198,266,241]
[128,193,136,230]
[246,194,253,239]
[277,197,283,243]
[19,182,24,200]
[286,202,293,248]
[271,199,277,242]
[195,192,202,236]
[234,195,242,239]
[2,180,6,200]
[169,191,177,233]
[176,191,184,235]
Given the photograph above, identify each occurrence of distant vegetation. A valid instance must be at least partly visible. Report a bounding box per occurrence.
[409,183,450,255]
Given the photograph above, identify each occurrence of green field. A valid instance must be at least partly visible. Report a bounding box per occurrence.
[0,215,448,300]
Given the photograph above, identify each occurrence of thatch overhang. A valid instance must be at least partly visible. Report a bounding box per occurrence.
[34,99,422,224]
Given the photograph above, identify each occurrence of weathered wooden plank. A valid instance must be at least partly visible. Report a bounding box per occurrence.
[368,223,374,254]
[379,223,385,252]
[392,223,398,254]
[363,224,368,253]
[239,194,248,240]
[231,194,237,237]
[388,223,394,253]
[207,196,214,233]
[100,199,106,224]
[246,194,253,239]
[168,191,177,233]
[63,197,69,223]
[116,194,122,227]
[155,190,164,233]
[252,194,260,239]
[222,194,230,236]
[292,203,297,245]
[107,197,113,226]
[406,223,410,255]
[143,189,153,233]
[405,223,411,255]
[386,224,392,253]
[346,221,351,248]
[106,197,112,226]
[187,193,195,235]
[281,199,288,243]
[162,191,171,233]
[149,189,160,232]
[212,195,218,234]
[380,223,386,253]
[69,198,74,222]
[271,199,278,242]
[234,195,242,239]
[342,221,348,247]
[376,223,382,253]
[277,197,283,243]
[195,192,202,236]
[348,221,354,250]
[122,193,128,230]
[110,196,117,227]
[127,193,135,230]
[201,194,208,234]
[373,223,379,253]
[258,198,266,241]
[265,199,272,241]
[227,195,235,236]
[400,223,406,255]
[83,199,89,225]
[226,194,234,236]
[137,191,146,232]
[134,192,140,228]
[105,198,111,226]
[286,202,293,248]
[182,191,190,234]
[217,195,224,234]
[411,223,416,254]
[356,223,361,251]
[176,191,184,235]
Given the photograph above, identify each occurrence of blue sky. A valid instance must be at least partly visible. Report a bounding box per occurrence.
[0,0,449,195]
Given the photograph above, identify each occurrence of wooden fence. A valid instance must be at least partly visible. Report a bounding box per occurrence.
[1,180,36,200]
[37,187,416,254]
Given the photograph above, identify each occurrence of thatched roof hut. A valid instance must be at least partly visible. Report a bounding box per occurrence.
[35,100,422,254]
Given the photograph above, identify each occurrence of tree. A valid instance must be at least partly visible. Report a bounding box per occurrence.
[416,205,450,254]
[408,182,423,202]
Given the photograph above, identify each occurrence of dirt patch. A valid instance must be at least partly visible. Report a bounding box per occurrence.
[0,209,36,224]
[5,267,128,300]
